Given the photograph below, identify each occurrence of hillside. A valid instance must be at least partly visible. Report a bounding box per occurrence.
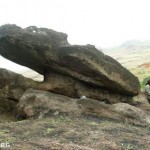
[104,40,150,68]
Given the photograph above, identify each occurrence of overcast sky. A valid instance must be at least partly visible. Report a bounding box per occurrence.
[0,0,150,71]
[1,0,150,48]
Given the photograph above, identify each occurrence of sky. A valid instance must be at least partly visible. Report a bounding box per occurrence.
[0,0,150,71]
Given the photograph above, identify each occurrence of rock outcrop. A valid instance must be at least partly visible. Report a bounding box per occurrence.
[0,68,38,101]
[0,24,149,150]
[0,68,38,121]
[17,89,150,126]
[0,68,130,104]
[0,24,140,103]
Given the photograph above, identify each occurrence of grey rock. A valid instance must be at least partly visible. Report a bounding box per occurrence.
[0,68,38,101]
[18,89,150,126]
[0,24,140,102]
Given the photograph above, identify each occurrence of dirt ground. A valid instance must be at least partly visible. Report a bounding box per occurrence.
[0,115,150,150]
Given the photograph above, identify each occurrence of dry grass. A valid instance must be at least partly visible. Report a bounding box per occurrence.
[0,115,150,150]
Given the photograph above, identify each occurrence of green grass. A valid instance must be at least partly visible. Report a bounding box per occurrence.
[129,67,150,91]
[0,129,16,143]
[121,143,135,150]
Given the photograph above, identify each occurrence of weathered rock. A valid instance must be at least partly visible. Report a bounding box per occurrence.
[0,68,130,104]
[0,24,140,99]
[17,89,81,118]
[0,24,69,75]
[0,68,38,121]
[38,71,132,103]
[18,89,150,126]
[3,69,125,106]
[111,103,150,126]
[0,68,38,101]
[78,99,150,126]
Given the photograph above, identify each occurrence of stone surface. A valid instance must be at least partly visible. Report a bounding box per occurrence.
[78,99,150,126]
[18,89,150,126]
[17,89,81,118]
[38,71,132,103]
[0,24,69,75]
[0,68,38,101]
[0,68,130,104]
[111,103,150,126]
[0,24,140,98]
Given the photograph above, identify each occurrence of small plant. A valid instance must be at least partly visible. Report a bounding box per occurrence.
[121,143,135,150]
[0,129,9,136]
[126,144,134,150]
[47,128,54,134]
[141,76,150,91]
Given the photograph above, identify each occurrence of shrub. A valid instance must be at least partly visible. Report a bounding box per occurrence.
[141,76,150,91]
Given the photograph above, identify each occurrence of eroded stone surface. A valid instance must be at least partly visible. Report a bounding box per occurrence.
[0,24,140,99]
[18,89,150,126]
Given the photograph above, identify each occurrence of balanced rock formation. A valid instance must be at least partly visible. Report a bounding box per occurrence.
[0,24,140,103]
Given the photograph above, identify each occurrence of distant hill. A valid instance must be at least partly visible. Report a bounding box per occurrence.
[119,40,150,50]
[104,40,150,68]
[104,40,150,52]
[139,62,150,69]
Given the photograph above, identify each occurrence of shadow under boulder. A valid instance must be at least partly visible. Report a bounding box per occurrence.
[0,98,18,122]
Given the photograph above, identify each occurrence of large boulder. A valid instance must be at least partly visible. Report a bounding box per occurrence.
[17,89,150,126]
[0,24,140,102]
[17,89,81,118]
[38,71,132,103]
[0,68,130,104]
[0,24,69,75]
